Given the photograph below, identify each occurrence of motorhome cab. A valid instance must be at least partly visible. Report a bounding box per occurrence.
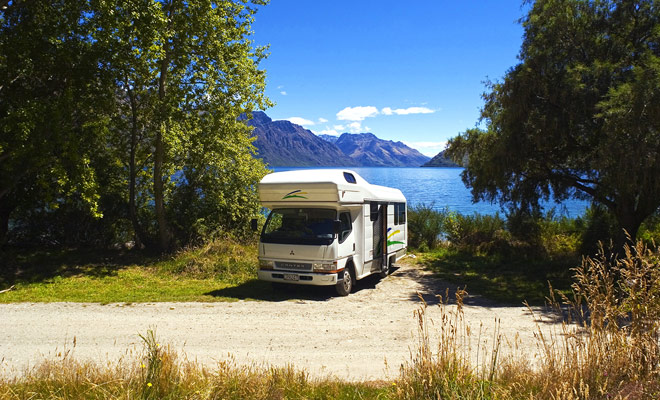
[255,169,407,296]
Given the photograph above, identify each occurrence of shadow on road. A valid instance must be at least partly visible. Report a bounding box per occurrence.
[205,266,400,302]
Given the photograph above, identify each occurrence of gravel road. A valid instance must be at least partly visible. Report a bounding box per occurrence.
[0,259,558,381]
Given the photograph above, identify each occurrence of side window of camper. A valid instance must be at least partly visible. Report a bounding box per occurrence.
[338,212,352,243]
[370,202,379,221]
[394,203,399,225]
[395,203,406,225]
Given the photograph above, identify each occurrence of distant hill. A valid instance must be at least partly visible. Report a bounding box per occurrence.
[247,112,357,167]
[247,111,430,167]
[330,133,430,167]
[422,150,459,167]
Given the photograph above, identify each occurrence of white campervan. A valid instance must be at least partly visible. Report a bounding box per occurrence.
[255,169,407,296]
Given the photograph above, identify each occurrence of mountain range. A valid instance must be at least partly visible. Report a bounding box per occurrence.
[247,111,431,167]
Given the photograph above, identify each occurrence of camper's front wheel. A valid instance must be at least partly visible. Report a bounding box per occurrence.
[336,268,353,296]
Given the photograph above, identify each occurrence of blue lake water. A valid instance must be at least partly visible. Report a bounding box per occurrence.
[272,167,590,218]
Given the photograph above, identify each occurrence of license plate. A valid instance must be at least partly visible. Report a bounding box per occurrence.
[283,273,299,281]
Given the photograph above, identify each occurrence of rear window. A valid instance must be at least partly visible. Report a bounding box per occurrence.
[343,172,357,184]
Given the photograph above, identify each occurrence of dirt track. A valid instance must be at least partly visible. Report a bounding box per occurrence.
[0,259,559,381]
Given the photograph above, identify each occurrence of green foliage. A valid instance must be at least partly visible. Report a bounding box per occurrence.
[0,0,114,242]
[407,204,447,250]
[444,211,507,250]
[1,0,272,250]
[446,0,660,247]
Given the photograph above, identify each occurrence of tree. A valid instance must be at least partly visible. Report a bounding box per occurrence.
[446,0,660,248]
[93,0,271,250]
[1,0,271,250]
[0,0,112,244]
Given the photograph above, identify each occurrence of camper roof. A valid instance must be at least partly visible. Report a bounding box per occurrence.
[259,169,405,207]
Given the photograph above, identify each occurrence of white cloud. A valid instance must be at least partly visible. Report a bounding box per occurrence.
[348,121,364,133]
[316,128,341,136]
[286,117,315,126]
[333,125,345,130]
[280,91,287,96]
[381,106,435,115]
[402,140,448,157]
[318,117,328,123]
[336,106,379,121]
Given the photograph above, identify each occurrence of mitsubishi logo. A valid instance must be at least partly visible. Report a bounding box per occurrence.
[290,250,295,255]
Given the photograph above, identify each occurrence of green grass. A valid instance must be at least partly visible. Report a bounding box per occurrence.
[1,237,579,304]
[416,247,577,305]
[0,237,273,303]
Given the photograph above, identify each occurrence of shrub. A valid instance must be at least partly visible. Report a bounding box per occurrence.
[407,204,447,250]
[444,212,506,246]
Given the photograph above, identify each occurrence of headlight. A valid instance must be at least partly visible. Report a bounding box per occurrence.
[259,260,274,269]
[312,262,337,272]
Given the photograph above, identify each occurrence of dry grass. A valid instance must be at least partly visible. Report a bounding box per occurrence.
[528,240,660,399]
[0,329,390,400]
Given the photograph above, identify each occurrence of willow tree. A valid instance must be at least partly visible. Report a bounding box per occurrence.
[447,0,660,248]
[94,0,271,250]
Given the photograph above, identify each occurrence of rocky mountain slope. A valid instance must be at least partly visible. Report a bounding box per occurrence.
[247,111,430,167]
[247,112,356,167]
[331,133,430,167]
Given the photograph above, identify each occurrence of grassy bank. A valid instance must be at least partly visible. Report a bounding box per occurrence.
[0,237,269,303]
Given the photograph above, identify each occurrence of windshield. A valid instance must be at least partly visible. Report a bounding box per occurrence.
[261,208,336,245]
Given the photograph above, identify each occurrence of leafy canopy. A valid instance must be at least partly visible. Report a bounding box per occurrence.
[447,0,660,244]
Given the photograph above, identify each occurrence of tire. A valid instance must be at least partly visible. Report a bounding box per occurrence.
[336,267,354,296]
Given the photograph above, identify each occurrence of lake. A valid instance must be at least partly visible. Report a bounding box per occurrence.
[272,167,590,218]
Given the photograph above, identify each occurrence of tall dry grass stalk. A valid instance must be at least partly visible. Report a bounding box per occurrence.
[395,289,511,399]
[397,240,660,399]
[519,240,659,399]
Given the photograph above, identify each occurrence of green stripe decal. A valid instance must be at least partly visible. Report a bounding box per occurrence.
[282,190,308,199]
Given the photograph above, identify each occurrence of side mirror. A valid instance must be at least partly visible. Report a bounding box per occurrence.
[250,218,258,231]
[332,220,342,235]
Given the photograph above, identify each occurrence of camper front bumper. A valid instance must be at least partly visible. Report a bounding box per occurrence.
[257,269,339,286]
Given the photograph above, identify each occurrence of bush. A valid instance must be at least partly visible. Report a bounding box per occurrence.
[444,212,506,248]
[407,204,447,250]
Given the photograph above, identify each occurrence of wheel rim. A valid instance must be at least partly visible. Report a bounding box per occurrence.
[342,270,351,291]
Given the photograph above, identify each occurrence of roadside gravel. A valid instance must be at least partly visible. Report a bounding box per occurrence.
[0,259,559,381]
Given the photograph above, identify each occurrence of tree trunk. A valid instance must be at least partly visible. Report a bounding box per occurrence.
[613,206,644,257]
[0,199,13,245]
[154,124,169,251]
[154,0,174,252]
[127,87,145,249]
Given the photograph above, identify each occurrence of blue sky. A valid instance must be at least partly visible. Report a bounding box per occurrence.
[251,0,529,157]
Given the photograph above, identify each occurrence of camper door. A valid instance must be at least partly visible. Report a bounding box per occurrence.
[369,202,387,273]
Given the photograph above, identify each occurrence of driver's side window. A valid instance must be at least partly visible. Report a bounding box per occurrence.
[338,212,352,243]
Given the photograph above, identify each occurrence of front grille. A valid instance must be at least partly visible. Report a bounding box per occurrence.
[275,262,312,271]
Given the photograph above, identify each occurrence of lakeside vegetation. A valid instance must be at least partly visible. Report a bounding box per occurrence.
[3,204,660,305]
